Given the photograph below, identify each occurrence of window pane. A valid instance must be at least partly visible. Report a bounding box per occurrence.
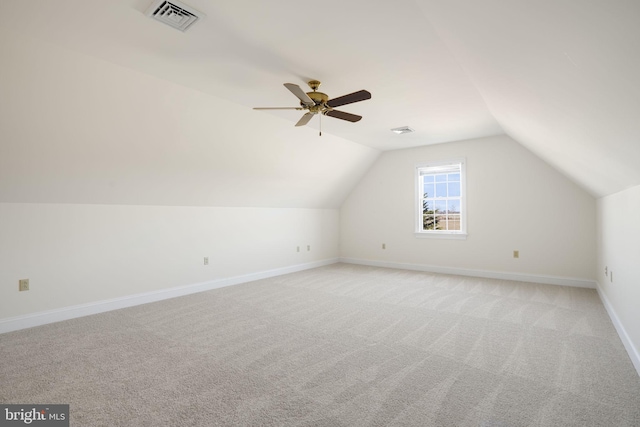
[448,214,461,230]
[423,214,436,230]
[423,175,434,183]
[435,214,447,230]
[424,183,435,198]
[435,183,447,197]
[434,200,446,213]
[448,173,460,181]
[435,174,447,182]
[447,199,460,213]
[447,182,460,197]
[422,199,435,214]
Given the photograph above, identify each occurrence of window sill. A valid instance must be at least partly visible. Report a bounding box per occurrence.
[414,232,467,240]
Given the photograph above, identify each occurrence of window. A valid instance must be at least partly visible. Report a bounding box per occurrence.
[415,159,466,238]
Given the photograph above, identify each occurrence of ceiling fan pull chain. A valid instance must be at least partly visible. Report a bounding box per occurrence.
[319,111,322,136]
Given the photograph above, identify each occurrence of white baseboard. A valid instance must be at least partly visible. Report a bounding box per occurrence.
[339,258,597,289]
[0,258,339,335]
[596,282,640,377]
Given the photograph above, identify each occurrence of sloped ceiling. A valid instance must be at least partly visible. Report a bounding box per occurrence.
[417,0,640,197]
[0,34,378,208]
[1,0,638,204]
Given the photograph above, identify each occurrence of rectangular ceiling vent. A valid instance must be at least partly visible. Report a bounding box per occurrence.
[391,126,415,134]
[145,0,204,32]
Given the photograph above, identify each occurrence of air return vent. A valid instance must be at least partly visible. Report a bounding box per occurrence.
[145,0,204,32]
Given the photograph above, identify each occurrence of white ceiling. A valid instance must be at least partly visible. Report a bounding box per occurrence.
[0,0,503,151]
[416,0,640,197]
[1,0,639,198]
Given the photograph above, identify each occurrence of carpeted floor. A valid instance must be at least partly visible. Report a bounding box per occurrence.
[1,263,639,426]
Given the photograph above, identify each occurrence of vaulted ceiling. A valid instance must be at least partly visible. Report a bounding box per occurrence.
[1,0,638,205]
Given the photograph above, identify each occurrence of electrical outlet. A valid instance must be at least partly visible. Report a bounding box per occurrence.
[307,245,310,251]
[382,243,386,249]
[297,246,300,252]
[513,250,519,259]
[204,257,209,265]
[610,271,613,283]
[605,266,608,277]
[19,279,29,292]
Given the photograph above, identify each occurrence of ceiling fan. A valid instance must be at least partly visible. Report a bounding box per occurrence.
[254,80,371,135]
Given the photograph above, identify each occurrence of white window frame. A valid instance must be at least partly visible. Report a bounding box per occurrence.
[415,158,467,239]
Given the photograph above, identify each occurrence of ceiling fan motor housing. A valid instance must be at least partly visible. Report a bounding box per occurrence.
[303,80,329,112]
[305,91,329,105]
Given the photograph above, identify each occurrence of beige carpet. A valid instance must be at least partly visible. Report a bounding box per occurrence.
[1,263,639,426]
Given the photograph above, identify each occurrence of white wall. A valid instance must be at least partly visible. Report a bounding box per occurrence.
[0,203,338,321]
[597,184,640,371]
[340,135,596,283]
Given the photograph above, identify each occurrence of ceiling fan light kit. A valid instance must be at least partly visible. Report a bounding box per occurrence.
[254,80,371,135]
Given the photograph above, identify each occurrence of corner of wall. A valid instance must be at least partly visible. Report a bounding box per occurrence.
[595,281,640,377]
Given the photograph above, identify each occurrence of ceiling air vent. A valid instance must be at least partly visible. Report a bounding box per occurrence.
[391,126,415,134]
[145,0,204,32]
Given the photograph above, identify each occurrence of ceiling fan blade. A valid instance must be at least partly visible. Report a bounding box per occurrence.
[284,83,315,107]
[295,112,314,127]
[324,109,362,123]
[326,90,371,108]
[253,107,305,110]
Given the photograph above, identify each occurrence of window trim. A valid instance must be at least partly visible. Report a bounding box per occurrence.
[414,158,467,239]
